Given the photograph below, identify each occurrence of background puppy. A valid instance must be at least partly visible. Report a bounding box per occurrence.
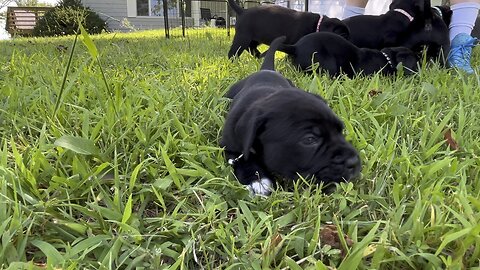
[221,36,361,196]
[343,0,425,49]
[279,32,418,78]
[397,5,452,65]
[227,0,349,58]
[472,17,480,38]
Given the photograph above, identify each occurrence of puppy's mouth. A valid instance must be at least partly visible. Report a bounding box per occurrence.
[313,168,361,194]
[313,155,362,184]
[314,171,359,184]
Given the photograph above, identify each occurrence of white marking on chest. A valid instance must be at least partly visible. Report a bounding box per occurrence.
[247,177,273,196]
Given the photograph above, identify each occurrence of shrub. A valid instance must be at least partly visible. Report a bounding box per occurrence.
[33,0,106,37]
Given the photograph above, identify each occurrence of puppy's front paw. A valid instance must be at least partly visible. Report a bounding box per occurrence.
[247,177,273,196]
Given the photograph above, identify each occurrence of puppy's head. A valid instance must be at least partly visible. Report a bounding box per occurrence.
[397,7,450,65]
[319,17,350,40]
[389,0,425,18]
[224,89,361,185]
[382,47,419,75]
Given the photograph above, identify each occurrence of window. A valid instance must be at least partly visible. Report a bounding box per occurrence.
[308,0,344,17]
[137,0,149,16]
[136,0,180,17]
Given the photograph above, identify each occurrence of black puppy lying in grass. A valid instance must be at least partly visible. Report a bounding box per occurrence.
[343,0,425,49]
[227,0,349,58]
[221,36,361,196]
[279,32,418,78]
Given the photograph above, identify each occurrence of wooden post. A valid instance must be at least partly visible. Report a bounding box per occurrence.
[181,0,186,37]
[163,0,170,38]
[226,0,230,36]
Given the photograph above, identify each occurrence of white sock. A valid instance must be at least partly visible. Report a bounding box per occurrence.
[449,2,480,41]
[342,5,365,19]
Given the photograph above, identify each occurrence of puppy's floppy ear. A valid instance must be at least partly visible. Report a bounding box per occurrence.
[225,79,247,98]
[234,106,265,160]
[332,20,350,40]
[221,106,265,160]
[388,47,419,75]
[321,17,350,40]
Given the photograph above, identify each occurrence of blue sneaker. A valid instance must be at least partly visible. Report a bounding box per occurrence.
[447,33,478,74]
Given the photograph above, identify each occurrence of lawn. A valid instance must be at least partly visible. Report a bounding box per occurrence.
[0,28,480,269]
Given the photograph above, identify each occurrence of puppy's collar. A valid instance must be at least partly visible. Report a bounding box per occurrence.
[228,153,244,165]
[381,51,394,69]
[432,6,443,19]
[316,15,323,32]
[393,8,414,22]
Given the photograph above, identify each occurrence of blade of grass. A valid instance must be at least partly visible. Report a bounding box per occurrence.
[53,33,79,117]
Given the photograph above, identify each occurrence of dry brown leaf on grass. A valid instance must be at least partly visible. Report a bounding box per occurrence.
[264,232,284,257]
[320,224,354,256]
[368,89,383,97]
[56,45,68,52]
[270,232,283,248]
[444,129,459,150]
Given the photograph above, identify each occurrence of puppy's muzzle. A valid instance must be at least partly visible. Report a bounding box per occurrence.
[320,146,361,183]
[343,155,362,179]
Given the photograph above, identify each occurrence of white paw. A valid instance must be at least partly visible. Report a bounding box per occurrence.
[247,177,273,196]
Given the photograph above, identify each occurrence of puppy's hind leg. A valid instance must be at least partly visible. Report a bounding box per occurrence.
[247,41,262,58]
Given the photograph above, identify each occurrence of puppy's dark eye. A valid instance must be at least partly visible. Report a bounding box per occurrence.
[301,135,321,146]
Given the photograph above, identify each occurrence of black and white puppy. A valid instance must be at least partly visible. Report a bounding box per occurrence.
[221,36,361,196]
[227,0,349,58]
[279,32,418,78]
[343,0,425,49]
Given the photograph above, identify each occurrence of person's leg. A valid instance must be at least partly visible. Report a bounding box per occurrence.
[448,0,480,73]
[343,0,368,19]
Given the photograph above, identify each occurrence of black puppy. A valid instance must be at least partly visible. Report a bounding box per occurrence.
[221,36,361,196]
[227,0,349,58]
[472,16,480,38]
[343,0,425,49]
[279,32,418,78]
[397,5,452,65]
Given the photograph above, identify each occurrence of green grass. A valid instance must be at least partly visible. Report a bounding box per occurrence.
[1,27,480,269]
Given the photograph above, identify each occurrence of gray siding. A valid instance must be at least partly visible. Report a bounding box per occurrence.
[122,17,194,30]
[82,0,192,31]
[82,0,129,30]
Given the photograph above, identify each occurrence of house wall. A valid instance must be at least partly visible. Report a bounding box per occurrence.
[199,1,228,18]
[82,0,193,31]
[82,0,129,30]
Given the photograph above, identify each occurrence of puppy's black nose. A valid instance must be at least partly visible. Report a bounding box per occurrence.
[344,155,361,179]
[345,156,360,169]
